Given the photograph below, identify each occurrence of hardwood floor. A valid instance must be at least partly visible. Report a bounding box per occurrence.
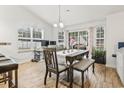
[0,61,123,88]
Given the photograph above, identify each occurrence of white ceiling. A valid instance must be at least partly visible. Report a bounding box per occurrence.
[24,5,124,26]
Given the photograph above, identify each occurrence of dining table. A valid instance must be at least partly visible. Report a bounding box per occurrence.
[0,54,18,88]
[57,49,89,88]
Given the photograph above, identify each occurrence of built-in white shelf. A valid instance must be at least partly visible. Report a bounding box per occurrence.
[17,26,44,51]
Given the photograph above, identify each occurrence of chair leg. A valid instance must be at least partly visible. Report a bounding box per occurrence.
[56,74,59,88]
[81,71,84,88]
[92,63,95,74]
[49,72,51,77]
[44,70,48,85]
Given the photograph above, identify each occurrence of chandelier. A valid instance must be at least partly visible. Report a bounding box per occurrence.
[53,5,64,28]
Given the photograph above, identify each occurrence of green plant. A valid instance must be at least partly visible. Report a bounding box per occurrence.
[92,47,106,64]
[92,48,106,58]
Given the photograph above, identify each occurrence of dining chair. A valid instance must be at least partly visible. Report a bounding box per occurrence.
[73,58,95,88]
[43,48,69,88]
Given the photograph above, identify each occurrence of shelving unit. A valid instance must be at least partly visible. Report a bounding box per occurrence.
[17,27,44,52]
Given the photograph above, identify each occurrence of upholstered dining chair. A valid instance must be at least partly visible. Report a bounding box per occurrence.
[43,48,69,88]
[73,58,95,88]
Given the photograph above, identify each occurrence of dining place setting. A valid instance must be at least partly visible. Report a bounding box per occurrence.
[43,48,95,88]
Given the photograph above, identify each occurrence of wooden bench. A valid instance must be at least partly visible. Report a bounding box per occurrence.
[73,58,95,87]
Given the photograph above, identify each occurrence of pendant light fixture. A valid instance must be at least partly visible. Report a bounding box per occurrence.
[53,5,64,28]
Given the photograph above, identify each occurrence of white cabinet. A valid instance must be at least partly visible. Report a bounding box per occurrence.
[116,49,124,85]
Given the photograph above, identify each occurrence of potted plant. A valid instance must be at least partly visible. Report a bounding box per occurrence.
[92,48,106,64]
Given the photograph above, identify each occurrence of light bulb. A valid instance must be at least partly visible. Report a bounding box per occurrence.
[53,24,58,27]
[59,22,64,28]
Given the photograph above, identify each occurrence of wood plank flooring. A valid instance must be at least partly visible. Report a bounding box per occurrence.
[0,61,123,88]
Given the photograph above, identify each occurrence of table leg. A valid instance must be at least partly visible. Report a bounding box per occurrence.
[67,69,69,82]
[15,70,18,88]
[8,71,12,88]
[69,65,73,88]
[92,63,95,74]
[81,71,84,88]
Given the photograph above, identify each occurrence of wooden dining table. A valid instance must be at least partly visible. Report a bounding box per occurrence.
[57,49,89,88]
[0,55,18,88]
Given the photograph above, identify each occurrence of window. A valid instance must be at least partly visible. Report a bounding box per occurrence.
[79,31,88,46]
[68,31,89,49]
[96,27,104,50]
[58,32,64,43]
[69,32,78,47]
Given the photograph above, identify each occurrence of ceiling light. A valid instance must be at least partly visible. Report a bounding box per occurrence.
[53,5,64,28]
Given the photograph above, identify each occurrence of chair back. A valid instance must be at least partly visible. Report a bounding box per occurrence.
[43,48,59,72]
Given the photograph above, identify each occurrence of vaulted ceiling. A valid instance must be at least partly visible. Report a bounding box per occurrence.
[24,5,124,26]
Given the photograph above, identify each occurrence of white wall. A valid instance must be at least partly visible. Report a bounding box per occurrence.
[106,11,124,67]
[0,6,53,63]
[65,20,106,31]
[52,28,59,43]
